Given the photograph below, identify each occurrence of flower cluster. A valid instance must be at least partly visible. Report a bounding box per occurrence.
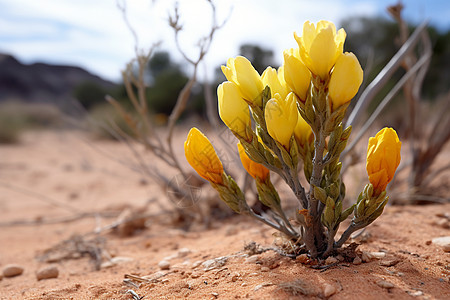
[184,20,401,257]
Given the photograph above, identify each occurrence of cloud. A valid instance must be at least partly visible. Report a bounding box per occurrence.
[0,0,447,82]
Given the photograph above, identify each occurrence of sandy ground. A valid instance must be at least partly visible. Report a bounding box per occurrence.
[0,130,449,300]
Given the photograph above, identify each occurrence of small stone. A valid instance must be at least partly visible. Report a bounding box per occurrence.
[325,256,338,265]
[432,236,450,246]
[3,264,24,278]
[425,240,432,245]
[323,283,337,297]
[0,274,3,280]
[370,252,386,259]
[158,260,170,270]
[245,255,259,264]
[190,272,200,278]
[191,260,203,269]
[353,256,362,265]
[178,248,191,258]
[241,282,247,287]
[110,256,133,264]
[260,267,270,272]
[100,261,115,269]
[336,255,345,262]
[376,280,394,289]
[432,236,450,252]
[362,251,385,262]
[397,272,405,277]
[380,258,400,267]
[211,292,219,298]
[202,256,228,271]
[296,254,309,264]
[231,274,239,282]
[407,290,424,297]
[36,266,59,281]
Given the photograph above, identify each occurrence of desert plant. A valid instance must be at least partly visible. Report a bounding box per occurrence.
[184,20,402,258]
[103,0,229,226]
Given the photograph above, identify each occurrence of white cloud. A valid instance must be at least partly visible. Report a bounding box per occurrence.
[0,0,445,82]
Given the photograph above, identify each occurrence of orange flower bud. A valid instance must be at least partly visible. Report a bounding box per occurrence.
[237,142,270,181]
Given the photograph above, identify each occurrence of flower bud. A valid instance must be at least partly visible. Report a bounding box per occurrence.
[237,142,270,181]
[294,20,346,79]
[328,52,363,109]
[184,128,223,184]
[261,66,289,100]
[265,92,298,149]
[366,128,402,196]
[283,48,311,101]
[221,56,264,106]
[217,81,252,141]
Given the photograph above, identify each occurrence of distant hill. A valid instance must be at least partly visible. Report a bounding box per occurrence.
[0,53,117,111]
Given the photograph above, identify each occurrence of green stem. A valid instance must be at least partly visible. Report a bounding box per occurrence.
[335,223,364,248]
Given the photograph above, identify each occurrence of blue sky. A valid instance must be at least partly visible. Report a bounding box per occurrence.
[0,0,448,82]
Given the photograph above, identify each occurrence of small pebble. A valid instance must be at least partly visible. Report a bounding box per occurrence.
[260,267,270,272]
[325,256,338,264]
[245,255,259,264]
[158,260,170,270]
[178,248,191,258]
[211,292,219,298]
[191,272,200,278]
[2,264,24,278]
[407,290,423,297]
[296,254,309,264]
[362,251,385,262]
[380,258,400,267]
[111,256,133,264]
[432,236,450,246]
[202,256,228,271]
[442,244,450,252]
[0,274,3,280]
[36,266,59,281]
[191,260,203,269]
[376,280,394,289]
[353,256,362,265]
[323,283,337,297]
[100,261,115,269]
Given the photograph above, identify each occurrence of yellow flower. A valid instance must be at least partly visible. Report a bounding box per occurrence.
[265,92,298,149]
[366,128,402,196]
[283,48,311,102]
[237,142,270,181]
[221,56,264,106]
[294,20,346,79]
[328,52,363,110]
[294,112,313,148]
[217,81,252,141]
[261,66,289,100]
[184,127,224,184]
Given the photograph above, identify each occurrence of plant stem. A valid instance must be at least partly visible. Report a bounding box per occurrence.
[335,223,364,248]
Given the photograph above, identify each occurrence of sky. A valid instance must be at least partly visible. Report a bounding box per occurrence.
[0,0,448,83]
